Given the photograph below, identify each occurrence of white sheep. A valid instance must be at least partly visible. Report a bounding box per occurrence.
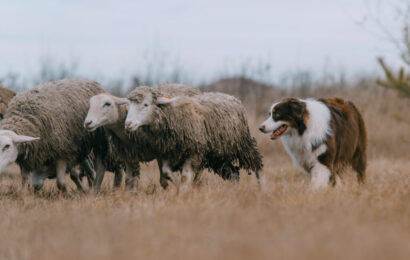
[0,78,108,194]
[84,83,202,189]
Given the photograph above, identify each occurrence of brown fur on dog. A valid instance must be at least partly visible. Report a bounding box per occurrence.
[318,97,367,184]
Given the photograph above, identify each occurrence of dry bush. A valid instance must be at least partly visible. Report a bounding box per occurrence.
[0,78,409,260]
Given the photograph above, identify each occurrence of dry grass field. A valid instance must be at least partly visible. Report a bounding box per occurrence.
[0,79,409,260]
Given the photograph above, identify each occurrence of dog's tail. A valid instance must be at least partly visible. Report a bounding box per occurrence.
[349,101,367,184]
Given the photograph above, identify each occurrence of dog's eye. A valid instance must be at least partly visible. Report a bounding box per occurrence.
[144,103,149,107]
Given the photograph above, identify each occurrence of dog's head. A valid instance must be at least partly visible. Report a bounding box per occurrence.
[259,98,308,140]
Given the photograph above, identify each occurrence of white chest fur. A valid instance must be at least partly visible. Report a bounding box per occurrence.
[281,134,327,172]
[280,99,332,173]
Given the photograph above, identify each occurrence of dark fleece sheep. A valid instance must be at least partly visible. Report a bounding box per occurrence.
[0,78,107,193]
[126,88,263,187]
[92,134,126,190]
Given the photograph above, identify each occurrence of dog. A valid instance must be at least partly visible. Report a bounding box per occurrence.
[259,97,367,189]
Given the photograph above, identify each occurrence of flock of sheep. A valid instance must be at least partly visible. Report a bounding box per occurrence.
[0,78,263,195]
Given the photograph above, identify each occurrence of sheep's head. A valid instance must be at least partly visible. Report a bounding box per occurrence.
[125,87,176,131]
[84,94,128,132]
[0,130,39,173]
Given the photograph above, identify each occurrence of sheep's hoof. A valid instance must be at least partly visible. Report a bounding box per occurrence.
[77,186,89,194]
[126,187,138,194]
[159,178,169,190]
[61,190,74,198]
[125,180,138,193]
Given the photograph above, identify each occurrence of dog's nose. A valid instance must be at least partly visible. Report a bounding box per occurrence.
[259,125,265,132]
[84,120,93,128]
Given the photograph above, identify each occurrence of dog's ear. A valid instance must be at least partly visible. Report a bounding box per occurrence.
[295,116,307,135]
[287,99,307,135]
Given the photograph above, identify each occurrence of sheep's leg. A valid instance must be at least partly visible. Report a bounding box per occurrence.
[180,159,193,190]
[32,166,52,191]
[32,173,46,191]
[19,167,31,194]
[193,170,203,186]
[81,157,96,188]
[70,165,88,193]
[86,174,93,188]
[158,160,169,190]
[222,163,240,181]
[93,156,105,192]
[254,170,260,181]
[56,159,71,195]
[125,161,140,191]
[113,168,124,188]
[161,160,180,187]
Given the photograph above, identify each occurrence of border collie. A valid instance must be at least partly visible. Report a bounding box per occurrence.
[259,97,367,189]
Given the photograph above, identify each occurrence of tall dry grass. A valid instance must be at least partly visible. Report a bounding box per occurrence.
[0,79,409,260]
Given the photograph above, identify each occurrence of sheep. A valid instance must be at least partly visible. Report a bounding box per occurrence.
[0,85,97,192]
[124,88,263,188]
[0,85,16,120]
[84,83,202,190]
[0,84,99,192]
[0,78,109,194]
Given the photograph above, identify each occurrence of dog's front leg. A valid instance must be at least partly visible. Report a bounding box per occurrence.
[310,162,331,190]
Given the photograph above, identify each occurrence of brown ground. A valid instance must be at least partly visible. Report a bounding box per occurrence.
[0,79,409,260]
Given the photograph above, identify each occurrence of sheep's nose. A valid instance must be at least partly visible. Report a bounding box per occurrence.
[259,125,265,132]
[84,120,93,128]
[125,121,132,129]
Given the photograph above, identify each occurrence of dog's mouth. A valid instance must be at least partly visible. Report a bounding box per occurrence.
[271,124,288,140]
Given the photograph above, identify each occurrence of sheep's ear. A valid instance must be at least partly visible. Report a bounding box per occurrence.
[12,135,40,144]
[156,96,176,105]
[113,97,129,105]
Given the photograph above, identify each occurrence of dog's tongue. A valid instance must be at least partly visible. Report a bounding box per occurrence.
[271,125,287,140]
[270,131,280,140]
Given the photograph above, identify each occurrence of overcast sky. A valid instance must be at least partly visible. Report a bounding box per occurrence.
[0,0,405,83]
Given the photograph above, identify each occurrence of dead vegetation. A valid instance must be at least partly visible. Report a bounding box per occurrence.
[0,78,409,260]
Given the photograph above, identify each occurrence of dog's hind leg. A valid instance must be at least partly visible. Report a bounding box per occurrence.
[113,168,124,188]
[351,101,367,184]
[352,148,366,184]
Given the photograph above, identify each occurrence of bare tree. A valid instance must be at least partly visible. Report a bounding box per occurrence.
[363,0,410,97]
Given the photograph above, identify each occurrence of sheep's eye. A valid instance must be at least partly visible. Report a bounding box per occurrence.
[268,112,271,116]
[103,102,111,107]
[0,114,3,120]
[144,103,149,107]
[3,144,10,151]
